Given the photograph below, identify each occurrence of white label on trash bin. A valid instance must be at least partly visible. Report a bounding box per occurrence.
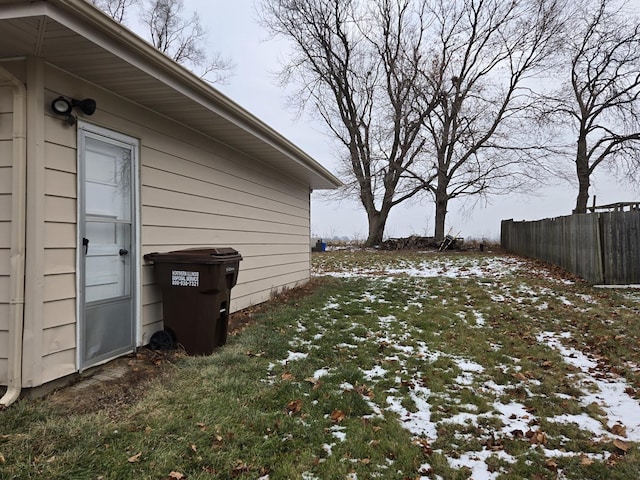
[171,270,199,287]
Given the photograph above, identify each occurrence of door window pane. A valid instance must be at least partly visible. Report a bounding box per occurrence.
[84,222,131,302]
[85,138,131,222]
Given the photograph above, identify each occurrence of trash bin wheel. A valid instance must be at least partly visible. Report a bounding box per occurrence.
[149,329,176,350]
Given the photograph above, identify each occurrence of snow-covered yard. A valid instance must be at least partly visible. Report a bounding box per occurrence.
[3,250,638,479]
[285,251,640,479]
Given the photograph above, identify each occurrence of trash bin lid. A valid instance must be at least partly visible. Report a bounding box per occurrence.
[144,247,242,264]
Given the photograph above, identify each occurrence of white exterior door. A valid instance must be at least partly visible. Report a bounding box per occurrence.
[78,125,138,370]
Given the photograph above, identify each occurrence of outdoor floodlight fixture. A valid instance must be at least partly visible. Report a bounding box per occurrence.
[51,96,97,126]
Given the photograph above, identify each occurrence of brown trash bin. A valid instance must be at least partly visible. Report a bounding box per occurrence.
[144,247,242,355]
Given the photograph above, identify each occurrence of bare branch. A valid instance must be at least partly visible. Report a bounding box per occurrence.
[90,0,235,84]
[88,0,135,23]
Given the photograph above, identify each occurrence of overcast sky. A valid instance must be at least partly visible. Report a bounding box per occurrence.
[185,0,635,241]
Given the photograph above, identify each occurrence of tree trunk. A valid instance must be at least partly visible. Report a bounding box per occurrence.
[433,166,449,242]
[434,195,448,243]
[573,134,590,214]
[364,209,388,247]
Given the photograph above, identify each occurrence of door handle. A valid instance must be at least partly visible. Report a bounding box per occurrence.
[82,237,89,254]
[119,248,129,256]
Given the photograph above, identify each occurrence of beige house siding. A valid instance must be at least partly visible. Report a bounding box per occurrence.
[138,124,312,343]
[0,85,13,382]
[140,146,311,309]
[12,63,313,385]
[38,94,79,385]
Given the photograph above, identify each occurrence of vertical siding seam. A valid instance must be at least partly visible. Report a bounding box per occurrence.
[22,57,47,388]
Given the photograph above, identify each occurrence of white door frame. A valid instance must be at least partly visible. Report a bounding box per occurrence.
[76,122,141,371]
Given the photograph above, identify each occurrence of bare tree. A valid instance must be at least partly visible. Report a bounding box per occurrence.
[260,0,436,246]
[89,0,234,84]
[550,0,640,213]
[412,0,568,241]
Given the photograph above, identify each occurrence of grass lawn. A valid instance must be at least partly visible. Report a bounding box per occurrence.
[1,249,639,479]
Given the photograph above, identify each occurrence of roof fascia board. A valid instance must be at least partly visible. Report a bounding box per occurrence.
[10,0,341,188]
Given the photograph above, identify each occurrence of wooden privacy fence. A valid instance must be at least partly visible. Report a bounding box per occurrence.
[501,210,640,285]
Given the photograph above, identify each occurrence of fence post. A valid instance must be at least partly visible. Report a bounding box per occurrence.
[594,213,604,284]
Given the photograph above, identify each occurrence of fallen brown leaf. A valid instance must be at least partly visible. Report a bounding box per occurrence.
[232,459,250,477]
[286,399,303,415]
[330,409,346,423]
[281,372,295,382]
[355,384,374,398]
[545,458,558,471]
[168,472,185,479]
[610,424,627,437]
[527,430,547,445]
[127,452,142,463]
[304,376,319,386]
[484,433,504,451]
[412,437,432,456]
[580,455,594,466]
[606,454,620,466]
[212,434,224,448]
[613,438,629,453]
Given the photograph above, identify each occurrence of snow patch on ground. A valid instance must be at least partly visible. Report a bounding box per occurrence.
[386,384,438,439]
[362,365,388,380]
[538,331,640,441]
[279,351,309,365]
